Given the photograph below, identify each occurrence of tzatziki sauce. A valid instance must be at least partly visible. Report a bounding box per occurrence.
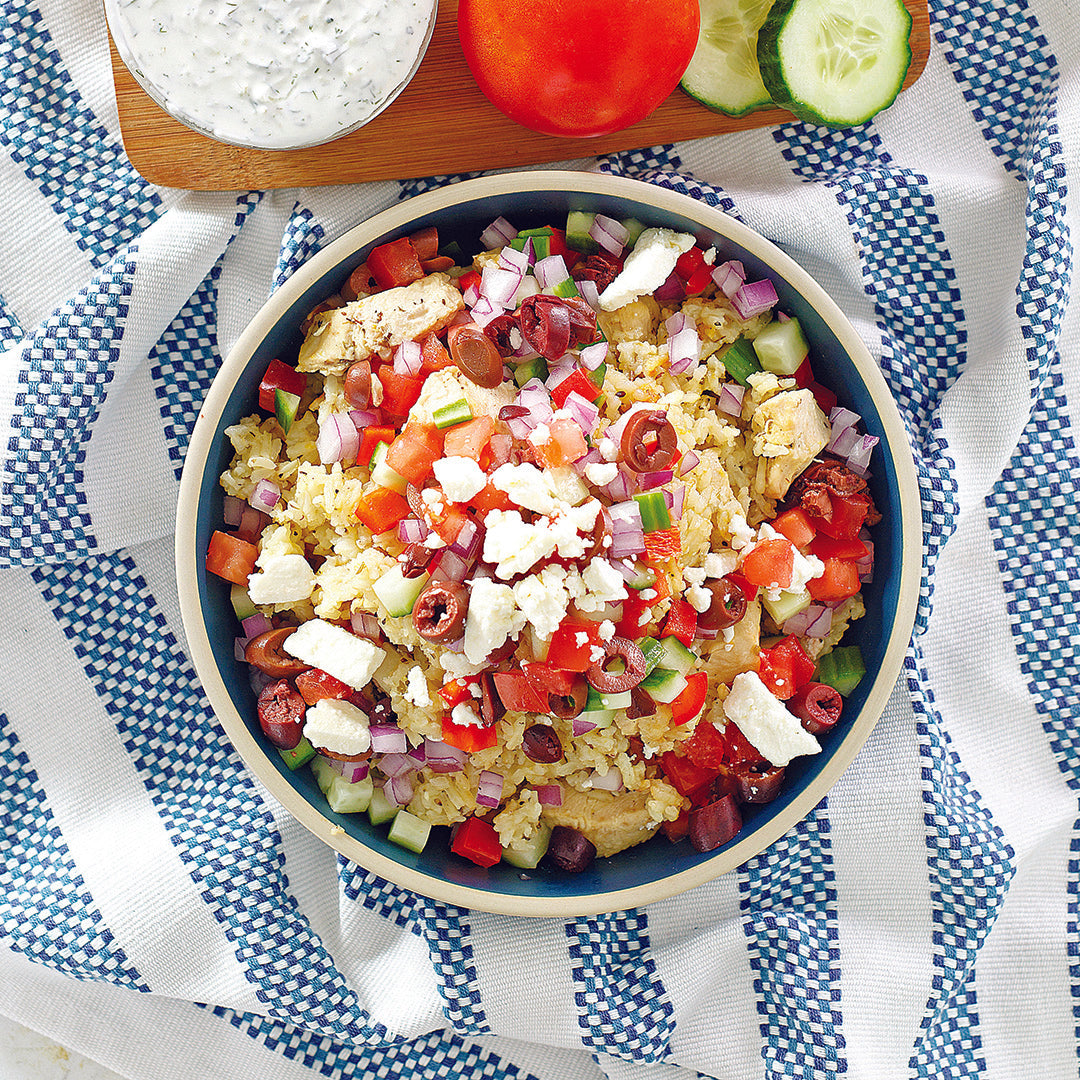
[107,0,436,150]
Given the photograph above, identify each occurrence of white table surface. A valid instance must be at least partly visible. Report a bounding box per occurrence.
[0,1016,124,1080]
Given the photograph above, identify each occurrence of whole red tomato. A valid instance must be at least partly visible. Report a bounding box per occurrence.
[457,0,700,139]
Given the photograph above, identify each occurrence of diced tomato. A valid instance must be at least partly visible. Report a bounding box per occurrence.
[385,421,444,486]
[546,618,600,672]
[644,526,681,563]
[258,359,307,412]
[355,487,411,534]
[438,677,479,709]
[357,424,397,467]
[644,563,671,603]
[550,368,602,409]
[670,671,708,725]
[771,506,817,549]
[441,716,498,753]
[367,237,424,289]
[443,415,494,460]
[660,750,719,803]
[757,635,816,700]
[521,661,578,697]
[791,356,814,389]
[740,538,794,590]
[680,717,728,770]
[531,416,588,468]
[675,246,705,280]
[683,264,713,296]
[721,721,767,767]
[725,571,758,602]
[469,480,515,514]
[544,227,580,269]
[295,668,353,705]
[451,815,503,867]
[206,531,258,586]
[492,671,549,713]
[808,535,868,560]
[661,599,698,648]
[420,332,455,373]
[428,502,470,546]
[807,557,862,602]
[808,491,871,541]
[661,810,690,843]
[377,367,425,417]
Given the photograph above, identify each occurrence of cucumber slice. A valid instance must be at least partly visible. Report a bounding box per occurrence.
[680,0,774,117]
[514,355,549,388]
[274,387,301,433]
[278,737,316,771]
[639,637,666,677]
[753,317,809,375]
[552,277,581,299]
[369,442,408,494]
[367,785,400,826]
[576,708,616,730]
[326,773,374,814]
[621,218,647,248]
[757,0,913,128]
[720,337,762,385]
[502,823,552,869]
[230,583,257,622]
[565,211,599,254]
[388,809,431,853]
[654,636,697,677]
[373,565,429,619]
[640,668,689,704]
[599,689,633,711]
[762,586,813,626]
[310,754,338,795]
[815,645,866,696]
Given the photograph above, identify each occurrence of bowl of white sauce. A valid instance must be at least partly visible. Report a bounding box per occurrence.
[105,0,438,151]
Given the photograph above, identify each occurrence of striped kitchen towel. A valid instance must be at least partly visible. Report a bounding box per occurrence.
[1,1,1077,1077]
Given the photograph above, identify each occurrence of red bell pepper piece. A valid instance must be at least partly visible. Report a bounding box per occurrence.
[355,487,411,535]
[615,594,653,640]
[456,269,481,296]
[521,662,578,697]
[661,599,698,648]
[258,359,307,412]
[644,526,682,563]
[725,571,758,602]
[451,816,503,868]
[670,671,708,726]
[491,671,549,713]
[367,237,424,289]
[441,716,497,753]
[675,246,705,280]
[550,368,602,408]
[357,424,397,468]
[438,677,478,709]
[808,535,868,560]
[206,531,258,586]
[545,618,600,672]
[757,634,816,700]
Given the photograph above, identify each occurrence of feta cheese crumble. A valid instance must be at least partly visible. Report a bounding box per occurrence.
[303,698,372,757]
[433,456,487,503]
[246,553,315,605]
[283,619,386,690]
[722,671,821,767]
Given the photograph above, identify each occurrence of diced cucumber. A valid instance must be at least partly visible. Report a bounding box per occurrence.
[373,564,430,619]
[640,637,666,677]
[757,0,913,128]
[720,337,762,385]
[552,277,580,299]
[621,218,647,247]
[640,668,689,704]
[762,586,812,626]
[599,689,633,711]
[625,564,657,591]
[388,808,431,853]
[279,737,316,771]
[576,708,616,730]
[514,355,549,388]
[584,686,606,713]
[230,583,257,622]
[310,753,337,795]
[432,396,473,430]
[680,0,774,117]
[586,360,607,389]
[326,773,374,814]
[274,387,301,433]
[815,645,866,696]
[565,211,599,254]
[753,317,809,375]
[370,442,408,495]
[634,490,672,533]
[502,823,552,869]
[367,784,400,826]
[655,636,697,677]
[512,226,554,261]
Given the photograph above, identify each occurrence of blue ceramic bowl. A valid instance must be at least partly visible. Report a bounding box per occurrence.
[176,171,921,916]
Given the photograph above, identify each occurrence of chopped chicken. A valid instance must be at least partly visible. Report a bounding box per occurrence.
[541,785,669,858]
[750,389,831,499]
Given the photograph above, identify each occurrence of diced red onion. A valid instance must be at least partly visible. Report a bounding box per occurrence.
[545,363,575,392]
[829,425,861,458]
[249,478,280,513]
[534,254,570,291]
[393,339,423,377]
[653,269,685,305]
[248,666,275,696]
[783,604,822,637]
[732,278,779,320]
[430,548,471,584]
[469,296,503,327]
[377,752,418,778]
[385,773,414,808]
[397,516,427,543]
[235,505,268,544]
[572,717,598,736]
[234,635,249,661]
[424,738,466,772]
[718,383,746,418]
[778,311,790,322]
[601,469,637,503]
[462,280,481,307]
[712,259,745,298]
[408,743,427,765]
[476,769,504,809]
[677,449,700,476]
[332,759,370,784]
[562,390,600,435]
[317,412,359,465]
[637,469,674,491]
[349,409,380,432]
[481,264,524,309]
[609,499,643,525]
[589,214,628,257]
[805,605,834,638]
[608,526,646,559]
[350,609,382,641]
[498,244,531,275]
[480,216,517,249]
[665,312,690,337]
[241,612,272,639]
[223,495,244,526]
[668,326,701,374]
[535,783,563,807]
[857,540,874,583]
[579,340,608,370]
[369,724,407,755]
[589,767,624,792]
[572,446,603,477]
[578,278,601,310]
[449,518,483,561]
[845,434,879,476]
[671,482,685,521]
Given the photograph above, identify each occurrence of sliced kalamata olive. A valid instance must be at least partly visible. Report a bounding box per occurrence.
[484,313,522,357]
[300,293,345,334]
[583,507,612,561]
[244,627,307,678]
[368,691,397,727]
[256,679,306,749]
[405,483,429,518]
[559,296,599,346]
[571,252,621,292]
[408,225,439,261]
[522,723,564,763]
[317,746,371,763]
[343,359,373,409]
[517,294,571,359]
[688,795,743,852]
[627,685,657,720]
[787,681,843,734]
[545,825,596,872]
[412,581,468,644]
[586,636,647,694]
[480,671,506,726]
[620,409,678,472]
[447,323,504,388]
[400,541,434,579]
[698,576,748,632]
[731,761,786,804]
[548,674,589,720]
[498,404,530,424]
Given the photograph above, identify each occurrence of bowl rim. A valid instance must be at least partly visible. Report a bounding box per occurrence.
[176,169,922,916]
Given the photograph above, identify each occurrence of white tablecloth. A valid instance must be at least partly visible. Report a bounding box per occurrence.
[1,2,1078,1077]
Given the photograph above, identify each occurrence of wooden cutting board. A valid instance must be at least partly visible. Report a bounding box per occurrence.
[109,0,930,192]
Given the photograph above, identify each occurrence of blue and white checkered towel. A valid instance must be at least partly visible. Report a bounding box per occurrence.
[1,2,1077,1077]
